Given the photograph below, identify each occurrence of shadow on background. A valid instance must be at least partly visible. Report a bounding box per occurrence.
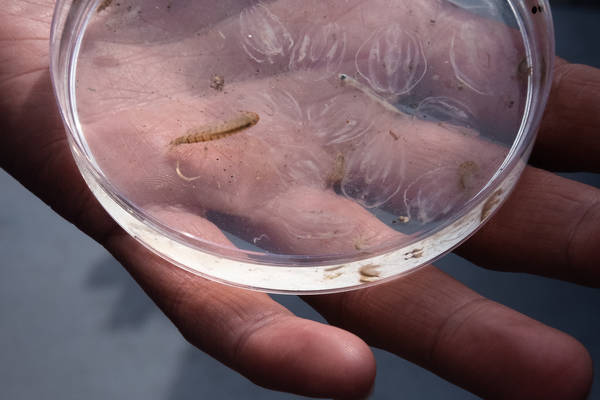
[86,256,159,330]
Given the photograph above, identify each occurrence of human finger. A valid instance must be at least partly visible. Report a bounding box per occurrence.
[0,5,378,396]
[457,166,600,286]
[113,206,376,399]
[0,63,379,399]
[306,265,593,400]
[530,59,600,172]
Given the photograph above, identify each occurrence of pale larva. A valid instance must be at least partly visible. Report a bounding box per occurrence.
[169,111,259,146]
[339,74,405,117]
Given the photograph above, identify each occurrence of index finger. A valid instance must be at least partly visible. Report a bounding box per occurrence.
[530,59,600,172]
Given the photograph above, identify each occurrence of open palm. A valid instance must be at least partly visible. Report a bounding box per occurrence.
[1,1,598,399]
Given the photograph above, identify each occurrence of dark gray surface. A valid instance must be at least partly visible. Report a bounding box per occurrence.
[1,4,599,400]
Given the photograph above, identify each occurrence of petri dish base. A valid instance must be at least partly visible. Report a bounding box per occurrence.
[50,0,554,293]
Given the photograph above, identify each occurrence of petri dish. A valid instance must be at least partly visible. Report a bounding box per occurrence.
[50,0,554,293]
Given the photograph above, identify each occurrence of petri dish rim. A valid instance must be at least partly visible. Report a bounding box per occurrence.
[50,0,555,292]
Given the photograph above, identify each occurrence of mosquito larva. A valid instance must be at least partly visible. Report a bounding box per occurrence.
[97,0,113,12]
[481,189,503,221]
[392,215,410,224]
[169,111,259,147]
[359,263,381,278]
[404,248,424,259]
[358,263,381,283]
[339,74,405,117]
[327,152,345,186]
[175,160,202,182]
[210,74,225,91]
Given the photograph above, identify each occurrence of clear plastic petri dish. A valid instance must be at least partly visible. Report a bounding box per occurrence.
[50,0,554,293]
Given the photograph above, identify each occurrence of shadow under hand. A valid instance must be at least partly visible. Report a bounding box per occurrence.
[86,255,160,330]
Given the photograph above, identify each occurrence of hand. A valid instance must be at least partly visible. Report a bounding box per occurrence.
[1,2,597,400]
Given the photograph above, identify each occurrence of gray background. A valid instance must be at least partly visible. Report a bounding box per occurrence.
[1,3,599,399]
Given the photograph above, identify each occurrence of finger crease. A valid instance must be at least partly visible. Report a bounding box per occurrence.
[552,63,576,98]
[566,198,600,274]
[230,311,289,367]
[427,297,490,366]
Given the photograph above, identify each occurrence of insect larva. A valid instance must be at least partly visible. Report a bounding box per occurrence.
[97,0,113,12]
[404,248,424,260]
[339,74,405,117]
[358,264,381,283]
[326,152,345,186]
[392,215,410,224]
[359,263,381,278]
[169,111,259,146]
[175,160,202,182]
[481,189,503,221]
[210,74,225,91]
[458,160,479,190]
[325,271,343,280]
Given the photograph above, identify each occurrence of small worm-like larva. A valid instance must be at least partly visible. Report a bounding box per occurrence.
[481,189,503,221]
[359,263,381,278]
[175,160,202,182]
[325,271,343,280]
[392,215,410,224]
[339,74,405,117]
[359,263,381,283]
[458,160,479,190]
[404,248,424,260]
[210,74,225,91]
[170,111,259,146]
[97,0,113,12]
[327,152,346,186]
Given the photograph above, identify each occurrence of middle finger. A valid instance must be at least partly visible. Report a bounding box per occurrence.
[457,166,600,285]
[307,265,593,399]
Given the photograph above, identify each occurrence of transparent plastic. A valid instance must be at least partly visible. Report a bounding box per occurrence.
[51,0,554,293]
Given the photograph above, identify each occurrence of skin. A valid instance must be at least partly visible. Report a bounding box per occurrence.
[73,0,512,251]
[1,2,599,399]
